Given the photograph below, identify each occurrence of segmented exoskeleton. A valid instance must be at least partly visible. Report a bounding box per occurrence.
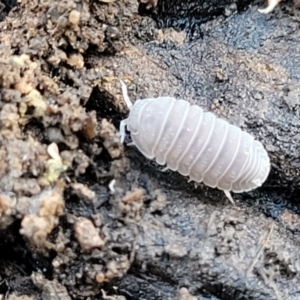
[119,81,270,203]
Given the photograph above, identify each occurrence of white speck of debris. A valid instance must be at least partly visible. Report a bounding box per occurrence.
[109,179,116,194]
[258,0,281,13]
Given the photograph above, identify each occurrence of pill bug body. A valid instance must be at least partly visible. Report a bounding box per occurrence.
[119,81,270,199]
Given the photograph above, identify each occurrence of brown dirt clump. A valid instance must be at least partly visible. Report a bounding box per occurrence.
[0,0,156,298]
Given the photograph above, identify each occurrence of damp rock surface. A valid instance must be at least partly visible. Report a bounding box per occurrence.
[0,0,300,299]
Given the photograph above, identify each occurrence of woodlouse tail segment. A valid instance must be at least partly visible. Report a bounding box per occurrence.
[120,80,133,110]
[224,190,235,206]
[258,0,281,13]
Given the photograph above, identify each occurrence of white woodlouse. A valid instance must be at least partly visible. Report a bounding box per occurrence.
[119,80,270,203]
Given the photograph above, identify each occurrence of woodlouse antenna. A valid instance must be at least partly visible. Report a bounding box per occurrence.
[120,80,133,110]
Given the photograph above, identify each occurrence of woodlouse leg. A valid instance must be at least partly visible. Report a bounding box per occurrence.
[258,0,281,13]
[120,80,133,110]
[120,119,128,143]
[224,190,236,206]
[161,166,169,172]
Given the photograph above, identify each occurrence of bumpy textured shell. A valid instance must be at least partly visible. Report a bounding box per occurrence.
[126,97,270,193]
